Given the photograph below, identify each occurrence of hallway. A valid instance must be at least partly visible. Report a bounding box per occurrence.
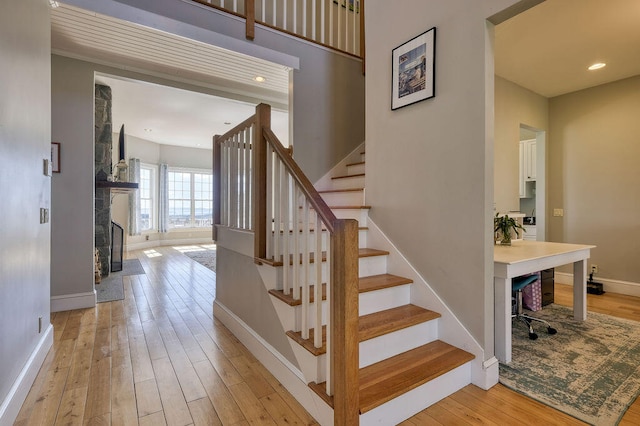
[15,246,317,425]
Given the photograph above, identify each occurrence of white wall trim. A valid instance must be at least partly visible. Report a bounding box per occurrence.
[555,272,640,298]
[213,301,333,426]
[50,290,96,313]
[0,324,53,426]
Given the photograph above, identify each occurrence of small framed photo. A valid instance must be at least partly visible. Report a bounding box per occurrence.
[392,27,436,110]
[51,142,60,173]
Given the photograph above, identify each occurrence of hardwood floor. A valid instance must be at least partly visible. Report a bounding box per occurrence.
[15,249,640,425]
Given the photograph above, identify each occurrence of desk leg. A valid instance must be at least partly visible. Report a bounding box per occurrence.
[573,259,587,321]
[494,276,512,363]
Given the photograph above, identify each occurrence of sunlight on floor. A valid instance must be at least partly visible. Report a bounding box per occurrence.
[143,249,162,258]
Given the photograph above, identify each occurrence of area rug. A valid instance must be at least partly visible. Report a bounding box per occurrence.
[96,259,145,303]
[500,304,640,425]
[184,249,217,272]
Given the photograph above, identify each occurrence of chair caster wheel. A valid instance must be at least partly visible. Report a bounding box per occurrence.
[528,332,538,340]
[548,327,557,335]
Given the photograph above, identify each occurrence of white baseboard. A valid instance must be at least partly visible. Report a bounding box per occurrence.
[126,237,214,252]
[555,272,640,297]
[213,301,333,426]
[50,290,96,312]
[0,324,53,426]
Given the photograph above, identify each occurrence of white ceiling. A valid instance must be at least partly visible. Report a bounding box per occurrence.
[52,2,290,149]
[51,0,640,149]
[495,0,640,98]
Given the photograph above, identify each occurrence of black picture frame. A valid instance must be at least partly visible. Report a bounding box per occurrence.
[391,27,436,110]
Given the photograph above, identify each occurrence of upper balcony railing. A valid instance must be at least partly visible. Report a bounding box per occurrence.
[191,0,364,58]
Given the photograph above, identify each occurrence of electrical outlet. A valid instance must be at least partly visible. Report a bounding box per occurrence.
[40,208,49,224]
[38,316,42,333]
[553,208,564,217]
[591,264,599,274]
[43,158,52,176]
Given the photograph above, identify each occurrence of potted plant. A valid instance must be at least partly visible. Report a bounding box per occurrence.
[494,213,525,245]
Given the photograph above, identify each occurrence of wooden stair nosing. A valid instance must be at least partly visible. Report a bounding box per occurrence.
[317,188,364,194]
[306,204,371,210]
[346,161,366,167]
[308,340,475,413]
[259,248,389,267]
[331,173,365,180]
[270,274,413,307]
[286,304,439,355]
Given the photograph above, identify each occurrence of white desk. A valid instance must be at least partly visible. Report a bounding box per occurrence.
[494,240,595,363]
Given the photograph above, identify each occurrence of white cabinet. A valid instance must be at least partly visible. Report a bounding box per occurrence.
[519,139,536,198]
[523,225,537,241]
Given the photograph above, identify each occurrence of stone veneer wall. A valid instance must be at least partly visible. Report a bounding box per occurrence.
[95,84,112,276]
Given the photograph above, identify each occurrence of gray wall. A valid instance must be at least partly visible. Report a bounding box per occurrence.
[494,76,548,214]
[549,75,640,283]
[0,0,52,414]
[365,0,521,355]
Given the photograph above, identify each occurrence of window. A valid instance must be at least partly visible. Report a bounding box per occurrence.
[168,169,213,228]
[139,165,156,231]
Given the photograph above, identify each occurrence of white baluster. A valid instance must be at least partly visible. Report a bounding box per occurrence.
[245,127,252,230]
[238,133,245,229]
[273,158,281,264]
[292,186,300,301]
[314,212,323,348]
[282,168,290,295]
[301,199,310,340]
[266,146,273,260]
[272,0,276,26]
[325,228,332,396]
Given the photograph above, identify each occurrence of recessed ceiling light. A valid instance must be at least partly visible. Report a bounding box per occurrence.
[588,63,606,71]
[224,121,231,125]
[144,128,152,132]
[49,0,59,8]
[253,76,266,83]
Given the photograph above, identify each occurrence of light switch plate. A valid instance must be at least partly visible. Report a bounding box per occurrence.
[43,159,52,176]
[553,208,564,217]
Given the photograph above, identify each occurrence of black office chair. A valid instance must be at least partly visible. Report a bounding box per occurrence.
[512,274,557,340]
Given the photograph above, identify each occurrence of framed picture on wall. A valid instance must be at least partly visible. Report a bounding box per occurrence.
[392,27,436,110]
[51,142,60,173]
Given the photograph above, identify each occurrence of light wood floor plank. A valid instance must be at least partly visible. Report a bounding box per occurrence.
[134,379,163,418]
[54,386,87,426]
[138,411,167,426]
[151,356,193,425]
[192,359,245,425]
[228,382,277,426]
[187,397,223,426]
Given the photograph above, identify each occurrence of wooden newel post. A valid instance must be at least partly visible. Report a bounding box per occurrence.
[213,135,221,241]
[245,0,255,40]
[253,103,270,261]
[332,219,360,425]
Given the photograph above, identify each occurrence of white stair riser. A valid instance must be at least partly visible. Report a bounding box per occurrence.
[347,163,365,175]
[359,363,472,426]
[332,208,369,225]
[359,320,439,368]
[330,175,365,190]
[319,191,364,206]
[361,153,365,162]
[359,284,411,316]
[278,253,388,285]
[294,300,328,330]
[359,255,387,277]
[272,228,367,254]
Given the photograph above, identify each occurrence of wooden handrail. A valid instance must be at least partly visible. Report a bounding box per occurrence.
[263,127,337,234]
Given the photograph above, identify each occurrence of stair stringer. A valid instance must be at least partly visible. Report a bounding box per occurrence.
[365,218,500,390]
[314,141,366,191]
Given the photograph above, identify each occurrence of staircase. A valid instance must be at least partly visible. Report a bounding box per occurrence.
[267,149,475,425]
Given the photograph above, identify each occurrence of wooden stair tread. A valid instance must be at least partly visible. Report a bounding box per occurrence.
[309,341,475,412]
[259,248,388,267]
[317,188,364,194]
[358,341,475,412]
[306,204,370,210]
[331,173,365,180]
[269,284,326,306]
[270,274,412,306]
[359,304,440,342]
[346,161,365,167]
[286,304,439,355]
[359,274,413,293]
